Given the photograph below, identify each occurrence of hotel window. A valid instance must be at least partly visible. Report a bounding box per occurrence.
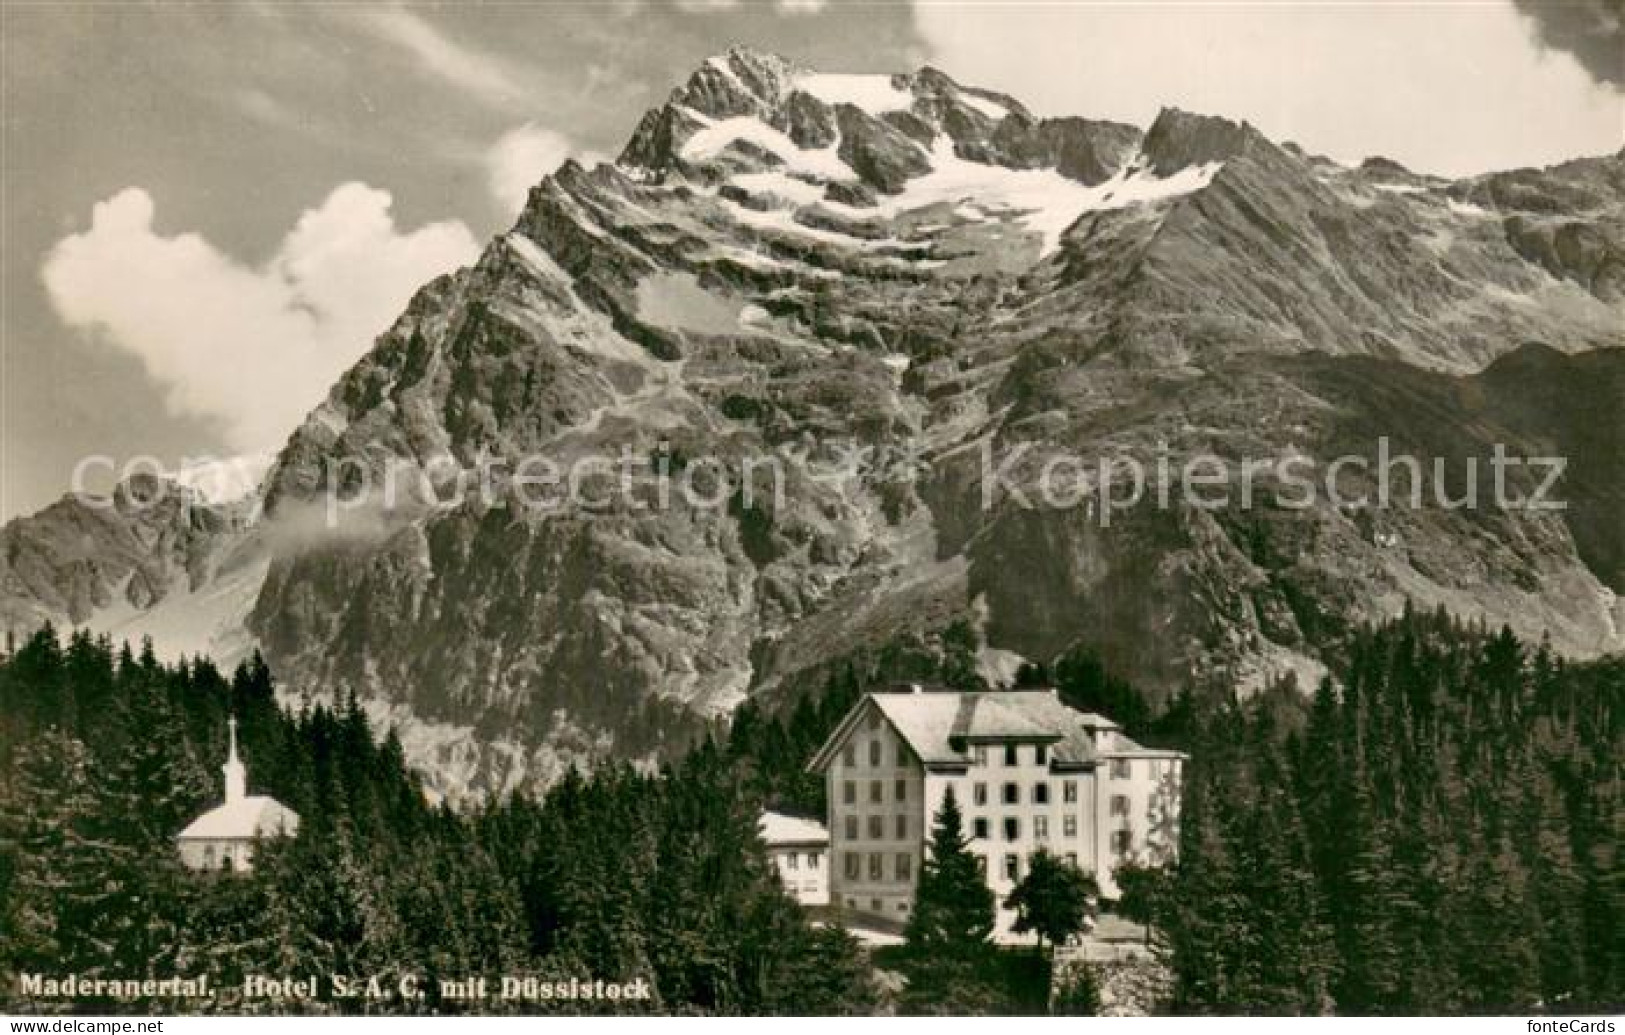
[973,782,988,806]
[897,744,909,768]
[1063,814,1078,838]
[1065,851,1078,867]
[895,853,912,880]
[1004,817,1020,841]
[843,781,856,804]
[895,778,907,802]
[868,712,882,731]
[1004,744,1019,766]
[895,814,907,839]
[1110,758,1131,779]
[809,853,822,869]
[1111,795,1130,817]
[975,855,987,876]
[1112,830,1133,854]
[1033,782,1050,805]
[1002,783,1020,805]
[869,740,882,767]
[1063,781,1078,803]
[844,853,860,879]
[1004,854,1020,881]
[868,816,884,839]
[973,745,988,766]
[845,816,859,840]
[843,745,856,767]
[1035,744,1048,765]
[1034,816,1049,840]
[870,781,883,803]
[973,817,989,840]
[869,853,883,880]
[786,852,799,871]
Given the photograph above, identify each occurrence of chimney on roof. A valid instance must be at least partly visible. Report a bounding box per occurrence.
[910,682,924,694]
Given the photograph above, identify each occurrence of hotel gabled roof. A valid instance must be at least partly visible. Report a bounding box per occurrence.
[808,685,1182,774]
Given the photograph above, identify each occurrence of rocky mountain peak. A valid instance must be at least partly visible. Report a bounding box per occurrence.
[617,49,1080,194]
[673,47,804,119]
[6,49,1623,801]
[1140,106,1275,175]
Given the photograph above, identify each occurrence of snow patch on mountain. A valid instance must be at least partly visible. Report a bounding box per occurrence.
[865,138,1222,255]
[718,196,924,253]
[792,73,915,115]
[504,231,569,281]
[681,114,855,181]
[710,135,1223,261]
[635,271,762,335]
[956,92,1010,121]
[731,170,830,206]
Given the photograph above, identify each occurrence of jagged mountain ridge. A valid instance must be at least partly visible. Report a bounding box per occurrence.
[4,47,1622,798]
[0,476,264,663]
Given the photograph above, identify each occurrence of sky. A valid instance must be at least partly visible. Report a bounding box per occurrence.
[2,0,1620,521]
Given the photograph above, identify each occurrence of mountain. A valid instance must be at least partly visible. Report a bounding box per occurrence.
[4,48,1621,798]
[0,475,264,665]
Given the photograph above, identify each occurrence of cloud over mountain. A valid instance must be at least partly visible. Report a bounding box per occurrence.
[42,184,479,453]
[485,124,606,215]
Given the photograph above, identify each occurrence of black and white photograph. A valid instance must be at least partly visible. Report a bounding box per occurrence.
[0,0,1621,1022]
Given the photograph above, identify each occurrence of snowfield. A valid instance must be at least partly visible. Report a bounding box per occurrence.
[792,72,916,115]
[710,128,1226,258]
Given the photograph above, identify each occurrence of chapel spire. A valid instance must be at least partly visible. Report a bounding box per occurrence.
[224,715,247,802]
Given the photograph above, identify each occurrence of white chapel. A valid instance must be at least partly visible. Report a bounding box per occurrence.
[176,717,300,872]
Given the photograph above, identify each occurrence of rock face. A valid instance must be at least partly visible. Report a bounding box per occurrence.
[0,476,264,665]
[4,48,1622,797]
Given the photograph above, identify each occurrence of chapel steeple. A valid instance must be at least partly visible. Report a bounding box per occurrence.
[223,715,247,803]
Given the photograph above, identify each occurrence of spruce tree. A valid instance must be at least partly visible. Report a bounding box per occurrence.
[904,786,995,957]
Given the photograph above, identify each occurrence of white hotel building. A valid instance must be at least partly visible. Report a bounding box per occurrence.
[809,684,1184,939]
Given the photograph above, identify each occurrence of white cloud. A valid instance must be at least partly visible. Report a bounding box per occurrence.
[343,6,526,110]
[485,124,607,215]
[42,185,479,453]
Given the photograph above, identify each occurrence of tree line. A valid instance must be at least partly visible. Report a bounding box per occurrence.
[1151,607,1621,1014]
[2,603,1619,1015]
[0,627,871,1015]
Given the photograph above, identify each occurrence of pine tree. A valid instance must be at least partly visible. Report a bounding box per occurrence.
[0,731,122,1000]
[904,786,996,957]
[898,787,1004,1013]
[1164,716,1237,1012]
